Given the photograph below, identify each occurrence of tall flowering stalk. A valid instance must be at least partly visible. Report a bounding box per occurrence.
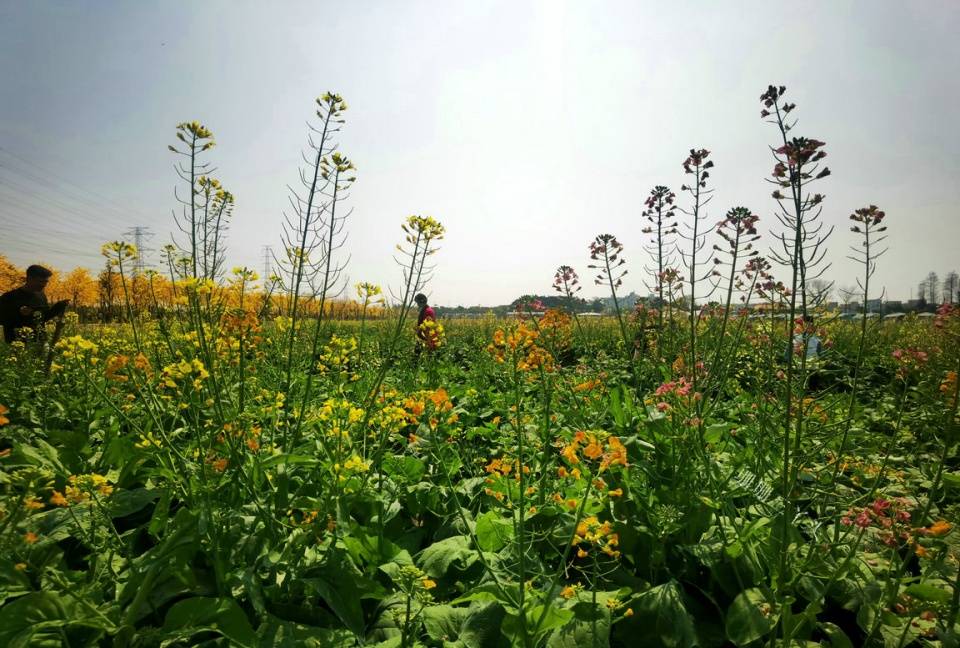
[168,121,216,280]
[587,234,630,359]
[642,185,678,337]
[275,92,349,418]
[195,176,234,282]
[552,265,586,345]
[702,208,760,399]
[677,149,715,383]
[824,206,888,523]
[356,281,383,357]
[760,83,833,641]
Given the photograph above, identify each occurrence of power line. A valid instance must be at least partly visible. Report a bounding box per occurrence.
[0,146,152,222]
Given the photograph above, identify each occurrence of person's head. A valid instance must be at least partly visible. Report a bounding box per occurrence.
[414,293,428,308]
[24,265,52,292]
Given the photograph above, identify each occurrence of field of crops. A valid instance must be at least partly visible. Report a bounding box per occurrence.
[1,86,959,648]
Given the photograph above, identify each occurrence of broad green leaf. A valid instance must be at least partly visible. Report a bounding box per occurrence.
[725,587,778,647]
[422,602,507,647]
[475,511,514,552]
[615,580,697,648]
[905,582,952,604]
[418,535,478,578]
[0,591,72,647]
[162,596,256,647]
[257,615,357,647]
[818,621,854,648]
[383,454,426,482]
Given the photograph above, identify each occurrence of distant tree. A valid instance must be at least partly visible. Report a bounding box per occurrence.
[838,285,859,311]
[51,268,98,309]
[943,271,959,304]
[925,272,940,305]
[808,279,833,306]
[917,280,927,305]
[0,255,22,293]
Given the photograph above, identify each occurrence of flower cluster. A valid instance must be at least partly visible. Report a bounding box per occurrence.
[681,149,712,188]
[403,215,445,243]
[316,398,365,438]
[417,319,445,350]
[572,516,620,559]
[588,234,627,289]
[849,205,887,233]
[552,265,581,298]
[57,335,99,361]
[50,474,114,507]
[487,323,554,373]
[891,348,929,379]
[840,497,912,547]
[356,282,384,305]
[560,431,628,473]
[317,335,358,376]
[160,358,210,391]
[101,241,138,264]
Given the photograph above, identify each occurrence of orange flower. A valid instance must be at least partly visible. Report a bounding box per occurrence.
[23,531,38,544]
[583,441,603,460]
[0,404,9,426]
[560,586,576,599]
[925,520,952,537]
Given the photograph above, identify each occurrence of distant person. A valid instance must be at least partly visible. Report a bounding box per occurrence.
[785,314,822,362]
[0,265,68,343]
[414,293,436,358]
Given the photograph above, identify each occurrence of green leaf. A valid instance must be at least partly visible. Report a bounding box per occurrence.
[941,472,960,489]
[148,487,172,536]
[383,454,426,482]
[422,602,507,647]
[0,560,32,605]
[615,580,697,648]
[109,487,158,518]
[302,551,384,636]
[905,582,952,604]
[818,621,854,648]
[418,535,478,578]
[258,454,320,469]
[703,423,730,444]
[725,587,778,647]
[0,591,72,647]
[257,615,357,647]
[475,511,514,552]
[547,601,610,648]
[423,605,471,642]
[162,596,256,647]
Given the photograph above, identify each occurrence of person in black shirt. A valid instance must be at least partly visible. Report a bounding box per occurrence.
[0,265,68,343]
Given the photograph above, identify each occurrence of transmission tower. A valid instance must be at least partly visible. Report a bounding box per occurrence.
[262,245,273,280]
[124,226,154,274]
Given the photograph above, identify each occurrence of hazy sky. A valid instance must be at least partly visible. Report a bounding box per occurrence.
[1,1,958,305]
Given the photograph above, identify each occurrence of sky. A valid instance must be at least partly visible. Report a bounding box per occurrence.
[1,1,958,306]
